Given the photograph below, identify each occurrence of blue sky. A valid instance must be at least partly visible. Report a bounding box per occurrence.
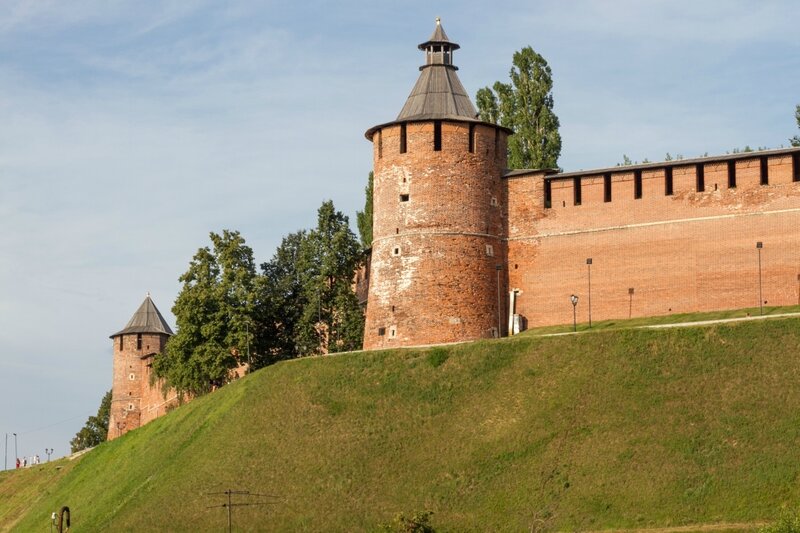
[1,0,799,464]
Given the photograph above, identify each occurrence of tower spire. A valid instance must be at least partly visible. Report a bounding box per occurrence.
[391,19,476,123]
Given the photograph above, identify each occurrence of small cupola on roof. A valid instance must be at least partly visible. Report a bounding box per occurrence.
[418,16,459,68]
[394,18,478,122]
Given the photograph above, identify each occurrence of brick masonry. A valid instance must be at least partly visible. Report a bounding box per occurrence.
[508,153,800,328]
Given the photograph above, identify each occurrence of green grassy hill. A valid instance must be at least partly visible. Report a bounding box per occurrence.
[4,317,800,531]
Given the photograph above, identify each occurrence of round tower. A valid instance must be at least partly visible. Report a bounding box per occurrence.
[107,294,173,440]
[363,19,511,350]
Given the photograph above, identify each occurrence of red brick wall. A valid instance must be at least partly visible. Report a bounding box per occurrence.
[363,120,509,349]
[507,153,800,328]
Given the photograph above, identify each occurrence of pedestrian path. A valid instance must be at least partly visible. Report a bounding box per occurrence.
[538,312,800,338]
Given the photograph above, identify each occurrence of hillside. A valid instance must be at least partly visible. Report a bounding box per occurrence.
[4,317,800,531]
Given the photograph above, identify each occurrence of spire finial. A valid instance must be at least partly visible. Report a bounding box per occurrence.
[146,291,151,298]
[435,17,441,26]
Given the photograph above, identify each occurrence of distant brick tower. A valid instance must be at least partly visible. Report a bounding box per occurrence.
[363,19,511,349]
[108,294,173,440]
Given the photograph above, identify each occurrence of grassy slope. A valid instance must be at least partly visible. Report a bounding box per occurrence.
[5,317,800,531]
[0,458,79,531]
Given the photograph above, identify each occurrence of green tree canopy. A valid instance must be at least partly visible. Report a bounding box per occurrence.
[356,171,374,249]
[791,104,800,147]
[70,390,111,453]
[295,200,364,355]
[153,230,256,397]
[476,46,562,170]
[254,230,308,361]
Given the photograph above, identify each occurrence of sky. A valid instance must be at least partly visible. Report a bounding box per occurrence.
[1,0,799,466]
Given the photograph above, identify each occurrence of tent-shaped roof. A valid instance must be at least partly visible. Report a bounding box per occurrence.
[110,294,174,338]
[367,19,497,139]
[396,19,476,122]
[395,63,477,121]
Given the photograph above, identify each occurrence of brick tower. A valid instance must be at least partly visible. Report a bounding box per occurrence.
[107,294,173,440]
[363,19,511,349]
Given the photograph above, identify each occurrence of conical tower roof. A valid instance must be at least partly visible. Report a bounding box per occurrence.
[365,19,507,140]
[396,18,477,122]
[110,294,173,338]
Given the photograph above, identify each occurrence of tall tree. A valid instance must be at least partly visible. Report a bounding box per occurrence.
[295,201,364,355]
[356,171,374,249]
[153,230,256,397]
[254,230,308,361]
[476,47,562,170]
[70,390,111,452]
[791,104,800,147]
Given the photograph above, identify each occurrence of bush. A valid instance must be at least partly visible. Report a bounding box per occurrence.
[427,348,449,368]
[379,510,435,532]
[761,508,800,533]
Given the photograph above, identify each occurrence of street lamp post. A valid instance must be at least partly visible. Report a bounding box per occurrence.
[756,242,764,316]
[496,265,503,338]
[4,433,7,471]
[586,258,593,328]
[13,433,17,466]
[570,294,579,332]
[628,288,634,319]
[46,448,53,463]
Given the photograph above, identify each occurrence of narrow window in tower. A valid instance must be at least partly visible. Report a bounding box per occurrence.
[727,160,736,188]
[696,164,705,192]
[573,177,582,206]
[389,326,397,338]
[378,327,386,336]
[468,123,475,153]
[485,244,494,257]
[400,194,409,202]
[392,246,401,256]
[377,130,382,159]
[544,179,552,208]
[136,333,142,350]
[490,196,498,207]
[760,156,769,185]
[665,167,674,196]
[119,336,123,350]
[604,173,612,202]
[433,121,442,151]
[794,153,800,182]
[634,170,643,199]
[128,373,135,381]
[399,124,407,154]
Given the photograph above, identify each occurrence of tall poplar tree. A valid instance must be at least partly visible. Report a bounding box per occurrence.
[356,171,374,249]
[476,46,562,170]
